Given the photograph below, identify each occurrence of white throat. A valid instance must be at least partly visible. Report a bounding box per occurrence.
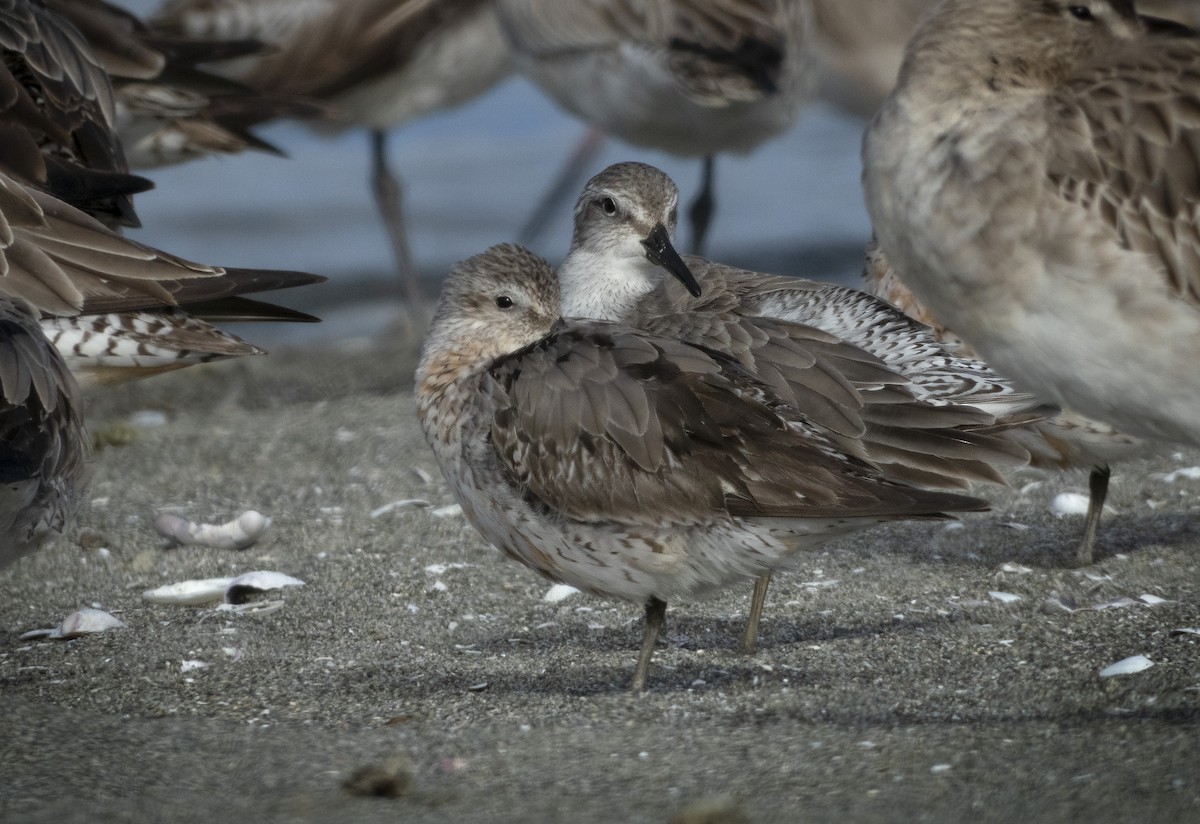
[558,248,662,321]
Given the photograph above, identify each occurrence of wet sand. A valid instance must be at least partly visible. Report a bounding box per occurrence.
[1,332,1198,823]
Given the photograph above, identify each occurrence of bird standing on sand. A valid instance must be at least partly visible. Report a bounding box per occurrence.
[863,1,1200,532]
[863,241,1145,565]
[495,0,812,255]
[153,0,513,315]
[417,243,990,691]
[556,161,1041,650]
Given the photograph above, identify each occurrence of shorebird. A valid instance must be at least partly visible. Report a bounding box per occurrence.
[417,243,988,691]
[495,0,812,255]
[863,2,1200,467]
[863,241,1145,565]
[0,162,324,562]
[152,0,514,313]
[0,0,327,561]
[40,0,320,170]
[0,0,153,228]
[558,161,1043,650]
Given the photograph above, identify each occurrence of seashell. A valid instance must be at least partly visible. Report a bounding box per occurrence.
[1050,493,1091,517]
[225,571,304,604]
[216,600,287,616]
[143,577,233,606]
[424,563,471,576]
[154,510,271,550]
[19,607,127,641]
[1156,467,1200,483]
[988,591,1022,604]
[143,571,304,607]
[370,499,431,518]
[543,584,580,603]
[129,410,169,428]
[430,504,463,518]
[1098,655,1154,678]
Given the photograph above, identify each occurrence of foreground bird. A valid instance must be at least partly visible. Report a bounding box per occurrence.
[0,0,327,560]
[496,0,812,254]
[558,162,1041,649]
[863,0,1200,455]
[0,163,323,559]
[417,243,989,691]
[863,241,1145,565]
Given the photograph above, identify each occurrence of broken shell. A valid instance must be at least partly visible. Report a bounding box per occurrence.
[370,499,431,518]
[430,504,463,518]
[143,577,232,606]
[1050,493,1091,517]
[19,607,127,641]
[154,510,271,550]
[216,600,287,616]
[1098,655,1154,678]
[143,571,304,607]
[988,591,1022,604]
[225,571,304,604]
[543,584,580,603]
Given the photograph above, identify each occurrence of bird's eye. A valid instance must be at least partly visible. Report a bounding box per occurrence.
[1067,5,1094,21]
[495,295,514,309]
[600,197,618,216]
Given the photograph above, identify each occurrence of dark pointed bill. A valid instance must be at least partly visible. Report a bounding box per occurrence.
[641,223,701,297]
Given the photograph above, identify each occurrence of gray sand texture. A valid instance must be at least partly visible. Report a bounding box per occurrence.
[1,339,1198,823]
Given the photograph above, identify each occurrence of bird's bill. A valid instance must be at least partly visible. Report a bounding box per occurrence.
[641,223,701,297]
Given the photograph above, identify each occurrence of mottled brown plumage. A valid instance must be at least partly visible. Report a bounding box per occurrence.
[864,0,1200,455]
[418,243,987,691]
[0,296,84,568]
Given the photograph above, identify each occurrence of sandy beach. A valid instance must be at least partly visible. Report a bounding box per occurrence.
[1,327,1198,823]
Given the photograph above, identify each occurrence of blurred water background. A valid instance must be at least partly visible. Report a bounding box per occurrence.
[115,1,874,344]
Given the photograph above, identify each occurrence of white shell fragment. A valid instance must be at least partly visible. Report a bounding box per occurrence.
[154,510,271,550]
[989,591,1022,604]
[430,504,463,519]
[370,499,431,518]
[142,577,233,606]
[543,584,580,603]
[1156,467,1200,483]
[129,409,169,428]
[19,608,127,641]
[225,571,304,604]
[1099,655,1154,678]
[143,571,304,606]
[1050,493,1091,517]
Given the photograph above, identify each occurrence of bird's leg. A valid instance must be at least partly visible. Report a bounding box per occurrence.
[630,597,667,693]
[369,129,424,320]
[518,126,607,245]
[1075,464,1111,567]
[688,155,716,255]
[740,572,771,653]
